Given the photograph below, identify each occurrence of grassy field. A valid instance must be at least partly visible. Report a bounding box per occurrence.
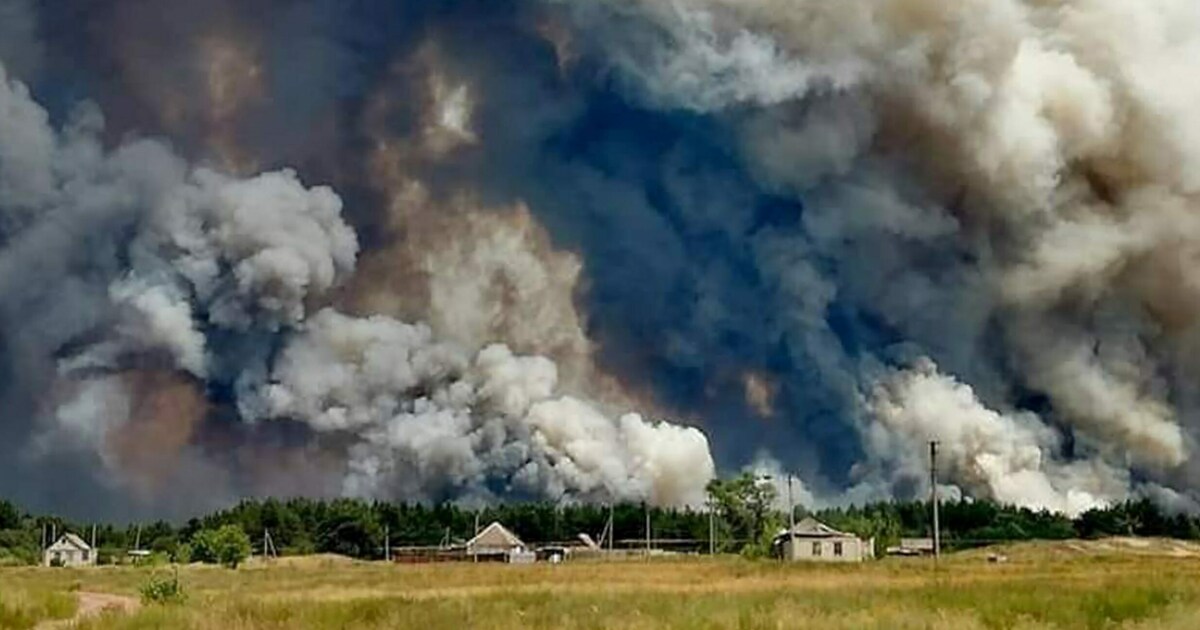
[3,539,1200,629]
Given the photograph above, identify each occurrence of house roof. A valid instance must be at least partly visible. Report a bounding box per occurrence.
[49,533,91,551]
[776,517,856,539]
[466,522,525,550]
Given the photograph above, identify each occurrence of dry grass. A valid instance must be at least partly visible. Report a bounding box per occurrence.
[3,540,1200,629]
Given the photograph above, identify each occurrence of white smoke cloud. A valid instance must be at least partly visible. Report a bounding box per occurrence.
[127,167,359,333]
[867,357,1128,516]
[109,280,208,377]
[0,58,714,508]
[243,308,715,506]
[564,0,1200,510]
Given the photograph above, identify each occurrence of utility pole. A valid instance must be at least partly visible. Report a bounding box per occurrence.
[930,440,941,563]
[383,525,390,563]
[787,474,796,562]
[607,503,614,554]
[708,493,716,556]
[644,502,651,557]
[474,511,480,536]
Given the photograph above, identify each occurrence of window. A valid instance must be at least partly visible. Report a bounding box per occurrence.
[82,551,90,562]
[812,541,822,556]
[833,542,843,557]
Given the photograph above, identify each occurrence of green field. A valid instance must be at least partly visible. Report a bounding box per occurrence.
[4,539,1200,629]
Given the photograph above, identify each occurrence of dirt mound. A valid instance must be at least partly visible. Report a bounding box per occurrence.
[35,592,140,629]
[957,538,1200,561]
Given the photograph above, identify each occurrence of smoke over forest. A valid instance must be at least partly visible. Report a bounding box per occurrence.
[1,0,1199,520]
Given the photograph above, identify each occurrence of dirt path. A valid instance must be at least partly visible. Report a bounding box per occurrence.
[36,592,140,629]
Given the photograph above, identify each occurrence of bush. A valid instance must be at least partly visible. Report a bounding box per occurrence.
[191,525,251,569]
[140,570,187,605]
[173,543,193,564]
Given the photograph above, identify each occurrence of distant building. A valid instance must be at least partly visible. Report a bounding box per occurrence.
[465,522,535,563]
[887,538,935,556]
[773,517,874,563]
[44,533,95,568]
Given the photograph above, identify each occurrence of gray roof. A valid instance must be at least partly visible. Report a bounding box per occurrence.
[776,517,856,539]
[48,533,91,551]
[466,522,525,550]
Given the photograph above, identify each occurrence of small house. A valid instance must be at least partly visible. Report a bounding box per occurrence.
[44,533,95,568]
[773,517,873,563]
[465,522,534,563]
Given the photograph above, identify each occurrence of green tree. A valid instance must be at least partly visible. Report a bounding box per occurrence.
[707,473,778,552]
[190,526,251,569]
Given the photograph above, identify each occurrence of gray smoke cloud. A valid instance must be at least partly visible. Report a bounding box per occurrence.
[0,59,714,513]
[241,309,713,505]
[5,0,1200,518]
[557,0,1200,514]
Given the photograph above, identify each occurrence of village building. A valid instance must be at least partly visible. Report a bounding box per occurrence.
[465,521,535,564]
[887,537,935,556]
[43,533,95,567]
[773,517,874,563]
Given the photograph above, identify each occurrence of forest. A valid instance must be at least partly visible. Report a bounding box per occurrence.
[2,474,1198,565]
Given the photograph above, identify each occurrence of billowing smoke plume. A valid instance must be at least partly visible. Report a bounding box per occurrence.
[241,309,712,504]
[4,0,1200,518]
[556,0,1200,514]
[0,57,712,516]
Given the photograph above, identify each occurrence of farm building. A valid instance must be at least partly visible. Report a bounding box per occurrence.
[773,517,874,563]
[466,522,535,563]
[43,533,95,567]
[887,538,935,556]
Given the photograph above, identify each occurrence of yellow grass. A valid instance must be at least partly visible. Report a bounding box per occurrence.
[3,540,1200,629]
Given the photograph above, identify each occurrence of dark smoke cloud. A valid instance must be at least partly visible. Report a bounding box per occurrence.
[2,0,1199,519]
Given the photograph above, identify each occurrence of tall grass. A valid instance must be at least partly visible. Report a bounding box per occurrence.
[6,540,1200,629]
[0,587,76,630]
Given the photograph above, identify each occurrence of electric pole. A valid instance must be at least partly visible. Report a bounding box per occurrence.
[383,525,390,563]
[608,503,614,554]
[708,493,716,556]
[930,440,941,562]
[644,502,651,557]
[787,474,796,561]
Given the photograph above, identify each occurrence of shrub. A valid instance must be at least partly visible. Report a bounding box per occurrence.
[173,542,193,564]
[191,525,251,569]
[140,570,187,605]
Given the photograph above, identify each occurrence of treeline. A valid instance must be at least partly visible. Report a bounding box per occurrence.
[2,493,1199,565]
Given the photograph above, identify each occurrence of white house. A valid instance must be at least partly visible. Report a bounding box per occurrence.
[465,522,535,563]
[43,533,96,567]
[773,517,874,563]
